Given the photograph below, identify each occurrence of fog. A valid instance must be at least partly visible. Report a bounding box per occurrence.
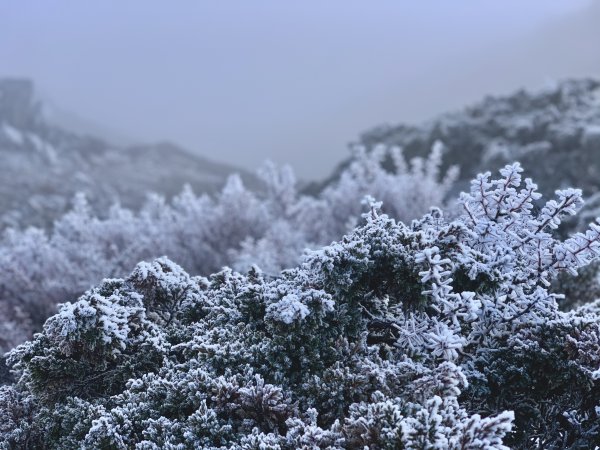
[1,0,598,179]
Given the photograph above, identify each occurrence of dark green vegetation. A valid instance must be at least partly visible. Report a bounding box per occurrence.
[2,165,600,449]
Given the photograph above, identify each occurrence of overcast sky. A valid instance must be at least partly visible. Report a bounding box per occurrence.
[1,1,598,179]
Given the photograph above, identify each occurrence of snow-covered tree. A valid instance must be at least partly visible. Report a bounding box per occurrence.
[3,163,600,448]
[0,144,456,353]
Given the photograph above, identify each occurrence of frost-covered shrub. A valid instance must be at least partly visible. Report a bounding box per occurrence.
[3,164,600,448]
[0,145,455,352]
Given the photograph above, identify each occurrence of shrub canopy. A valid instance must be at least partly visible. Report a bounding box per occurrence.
[2,163,600,449]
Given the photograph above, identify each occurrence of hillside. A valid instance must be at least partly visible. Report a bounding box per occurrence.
[357,79,600,197]
[0,78,258,229]
[307,79,600,200]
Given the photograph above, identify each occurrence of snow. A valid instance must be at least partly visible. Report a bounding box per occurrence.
[266,293,310,324]
[1,122,24,145]
[27,132,58,162]
[3,147,600,448]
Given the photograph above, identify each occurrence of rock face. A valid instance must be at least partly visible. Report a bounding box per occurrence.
[0,78,258,229]
[357,79,600,197]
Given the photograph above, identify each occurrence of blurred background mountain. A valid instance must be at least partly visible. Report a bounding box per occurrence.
[357,79,600,197]
[3,75,600,230]
[1,0,598,180]
[0,78,258,229]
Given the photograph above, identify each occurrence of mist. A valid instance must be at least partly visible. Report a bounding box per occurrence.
[5,4,600,445]
[1,0,597,179]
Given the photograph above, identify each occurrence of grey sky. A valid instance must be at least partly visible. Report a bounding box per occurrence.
[1,1,598,179]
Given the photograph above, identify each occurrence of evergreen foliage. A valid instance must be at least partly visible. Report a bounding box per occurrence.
[2,164,600,448]
[0,145,456,352]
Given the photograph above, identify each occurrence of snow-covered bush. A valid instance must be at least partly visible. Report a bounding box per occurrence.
[2,163,600,448]
[0,145,456,353]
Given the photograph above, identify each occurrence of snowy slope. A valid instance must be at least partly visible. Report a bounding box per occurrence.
[0,79,258,229]
[334,79,600,199]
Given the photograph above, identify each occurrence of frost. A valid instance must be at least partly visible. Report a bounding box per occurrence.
[0,143,456,352]
[2,162,600,448]
[266,293,310,324]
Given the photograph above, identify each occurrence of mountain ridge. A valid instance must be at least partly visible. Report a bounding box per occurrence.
[0,78,259,229]
[308,78,600,201]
